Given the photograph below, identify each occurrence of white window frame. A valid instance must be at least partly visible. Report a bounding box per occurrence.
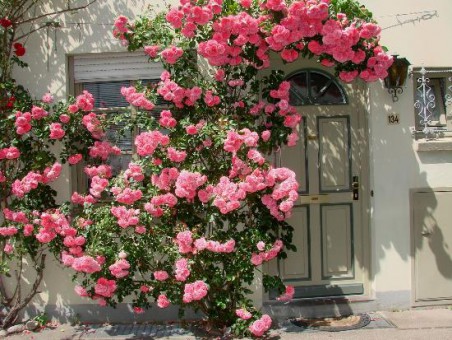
[69,52,165,193]
[412,68,452,140]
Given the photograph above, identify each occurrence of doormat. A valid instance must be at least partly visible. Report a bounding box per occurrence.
[290,313,371,332]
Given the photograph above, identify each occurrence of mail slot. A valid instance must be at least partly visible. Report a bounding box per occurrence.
[299,195,330,204]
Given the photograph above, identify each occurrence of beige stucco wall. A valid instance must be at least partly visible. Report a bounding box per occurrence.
[10,0,452,319]
[361,0,452,308]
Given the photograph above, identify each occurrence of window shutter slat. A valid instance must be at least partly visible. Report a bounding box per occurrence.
[74,52,163,83]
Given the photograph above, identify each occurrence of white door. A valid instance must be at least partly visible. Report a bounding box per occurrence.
[267,64,370,299]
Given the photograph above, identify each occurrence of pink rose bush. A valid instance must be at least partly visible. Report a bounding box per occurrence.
[58,0,391,337]
[0,85,103,327]
[1,0,391,336]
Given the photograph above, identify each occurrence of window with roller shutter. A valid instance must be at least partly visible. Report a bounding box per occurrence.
[69,52,165,193]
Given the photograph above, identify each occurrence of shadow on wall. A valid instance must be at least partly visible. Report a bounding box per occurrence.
[369,82,425,283]
[370,82,452,306]
[13,0,166,99]
[20,260,202,324]
[10,0,185,324]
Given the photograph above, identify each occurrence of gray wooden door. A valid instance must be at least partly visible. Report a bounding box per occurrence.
[413,190,452,303]
[267,70,370,298]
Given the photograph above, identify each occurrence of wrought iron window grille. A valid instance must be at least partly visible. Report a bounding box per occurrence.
[412,68,452,140]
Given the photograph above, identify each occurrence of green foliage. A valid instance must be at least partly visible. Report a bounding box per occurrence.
[329,0,374,21]
[32,312,49,327]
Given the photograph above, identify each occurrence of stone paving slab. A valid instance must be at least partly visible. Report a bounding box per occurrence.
[380,309,452,329]
[4,323,199,340]
[4,309,452,340]
[72,324,198,339]
[271,328,452,340]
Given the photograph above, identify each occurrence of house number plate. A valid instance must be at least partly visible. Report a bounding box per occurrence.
[388,113,400,125]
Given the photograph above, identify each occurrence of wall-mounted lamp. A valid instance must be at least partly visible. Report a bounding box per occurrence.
[384,55,411,102]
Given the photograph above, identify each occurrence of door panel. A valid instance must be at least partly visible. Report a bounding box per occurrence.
[321,204,353,279]
[318,117,351,192]
[282,206,310,280]
[282,119,308,194]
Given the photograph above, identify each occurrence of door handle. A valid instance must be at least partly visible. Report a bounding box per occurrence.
[352,176,359,201]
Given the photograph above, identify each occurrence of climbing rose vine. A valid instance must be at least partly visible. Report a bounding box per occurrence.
[0,83,99,328]
[58,0,392,337]
[1,0,392,337]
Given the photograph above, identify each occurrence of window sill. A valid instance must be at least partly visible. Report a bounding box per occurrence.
[415,139,452,152]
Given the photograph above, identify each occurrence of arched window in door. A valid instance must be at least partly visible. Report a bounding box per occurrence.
[287,69,348,106]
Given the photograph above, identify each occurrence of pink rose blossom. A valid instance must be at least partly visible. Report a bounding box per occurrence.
[166,8,184,28]
[144,45,160,58]
[154,270,169,281]
[76,90,95,111]
[261,130,271,142]
[31,105,49,120]
[94,277,117,297]
[114,15,129,33]
[161,46,184,64]
[214,69,225,81]
[42,162,62,183]
[249,314,272,337]
[280,48,299,62]
[174,171,207,201]
[68,154,83,165]
[59,114,70,123]
[82,112,105,139]
[41,92,54,103]
[175,258,191,282]
[68,104,78,113]
[339,70,359,83]
[49,123,65,139]
[71,255,101,274]
[251,253,264,266]
[110,206,140,228]
[185,125,198,135]
[89,141,121,160]
[135,225,146,234]
[3,243,14,254]
[75,285,89,297]
[140,285,151,293]
[167,147,187,163]
[277,285,295,301]
[135,131,169,157]
[109,259,130,278]
[240,0,252,8]
[133,307,145,314]
[157,294,170,308]
[159,110,177,128]
[183,280,208,303]
[257,241,266,251]
[175,230,194,254]
[121,86,155,110]
[236,308,252,320]
[14,111,32,135]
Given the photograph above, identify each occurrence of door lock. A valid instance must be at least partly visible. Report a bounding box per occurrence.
[352,176,359,200]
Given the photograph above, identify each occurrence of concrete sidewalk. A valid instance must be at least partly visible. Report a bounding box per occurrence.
[4,308,452,339]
